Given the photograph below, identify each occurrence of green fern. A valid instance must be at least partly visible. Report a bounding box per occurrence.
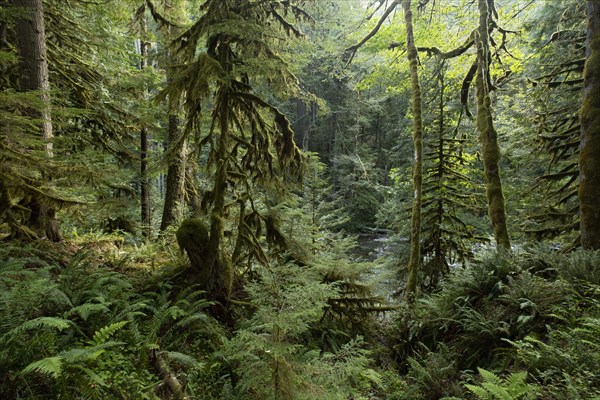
[21,356,63,378]
[90,320,128,345]
[465,368,538,400]
[163,351,204,369]
[10,316,73,336]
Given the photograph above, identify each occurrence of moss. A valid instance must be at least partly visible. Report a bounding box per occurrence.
[176,217,232,302]
[176,218,211,285]
[475,0,510,250]
[403,0,423,301]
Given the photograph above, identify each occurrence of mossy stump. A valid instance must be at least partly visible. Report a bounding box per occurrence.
[176,218,232,310]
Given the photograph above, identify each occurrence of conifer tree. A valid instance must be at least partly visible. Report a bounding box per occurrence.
[526,0,584,244]
[11,0,61,241]
[579,0,600,250]
[164,0,306,300]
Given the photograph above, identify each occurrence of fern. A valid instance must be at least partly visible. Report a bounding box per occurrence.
[22,356,63,378]
[90,320,128,345]
[465,368,538,400]
[163,351,204,369]
[66,302,110,321]
[9,316,73,336]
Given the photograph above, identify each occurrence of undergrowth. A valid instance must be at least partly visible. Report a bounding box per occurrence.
[389,247,600,399]
[2,239,599,399]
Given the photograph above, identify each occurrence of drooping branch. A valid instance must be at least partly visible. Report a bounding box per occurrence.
[460,60,477,118]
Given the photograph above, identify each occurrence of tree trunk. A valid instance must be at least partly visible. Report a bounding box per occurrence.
[580,1,600,250]
[160,114,186,231]
[139,15,151,237]
[13,0,61,242]
[476,0,510,250]
[160,17,187,231]
[403,0,423,302]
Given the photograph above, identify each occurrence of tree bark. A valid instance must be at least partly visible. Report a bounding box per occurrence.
[580,1,600,250]
[139,14,151,237]
[403,0,423,301]
[476,0,510,250]
[160,17,187,231]
[13,0,61,242]
[160,114,186,231]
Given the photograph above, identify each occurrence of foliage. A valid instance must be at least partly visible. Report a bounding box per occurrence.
[389,247,600,399]
[463,368,538,400]
[223,260,381,400]
[0,245,219,399]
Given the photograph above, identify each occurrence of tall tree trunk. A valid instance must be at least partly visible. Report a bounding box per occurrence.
[139,14,151,237]
[476,0,510,250]
[433,69,446,286]
[403,0,423,301]
[580,1,600,250]
[13,0,61,241]
[160,114,186,231]
[160,15,187,231]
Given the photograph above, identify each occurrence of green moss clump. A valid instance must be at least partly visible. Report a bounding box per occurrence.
[176,218,231,303]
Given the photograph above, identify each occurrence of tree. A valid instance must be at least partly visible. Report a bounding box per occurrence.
[525,0,584,245]
[579,0,600,250]
[403,0,423,300]
[137,8,151,237]
[165,0,306,304]
[155,0,188,232]
[12,0,61,241]
[475,0,510,249]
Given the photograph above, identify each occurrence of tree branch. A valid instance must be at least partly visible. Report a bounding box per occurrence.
[344,0,400,66]
[152,350,189,400]
[392,29,477,58]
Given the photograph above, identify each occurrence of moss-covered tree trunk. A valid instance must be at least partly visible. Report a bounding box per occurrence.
[579,1,600,250]
[13,0,61,241]
[476,0,510,250]
[403,0,423,301]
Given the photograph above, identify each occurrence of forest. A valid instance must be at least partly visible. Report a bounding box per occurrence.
[1,0,600,398]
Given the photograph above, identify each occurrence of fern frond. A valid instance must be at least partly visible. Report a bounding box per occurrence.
[480,382,513,400]
[478,367,503,386]
[63,340,125,362]
[90,320,128,345]
[465,383,493,399]
[12,316,73,335]
[22,356,63,378]
[66,302,110,320]
[163,351,204,368]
